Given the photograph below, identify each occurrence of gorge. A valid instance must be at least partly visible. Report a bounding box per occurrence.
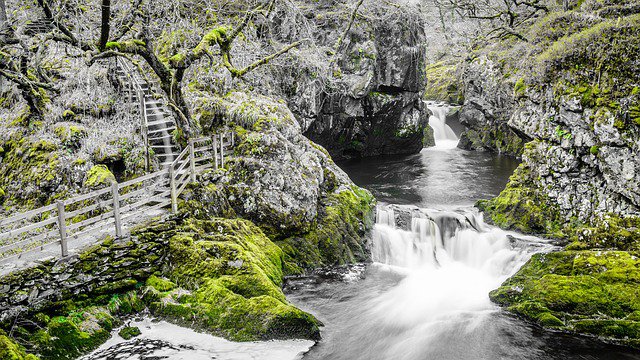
[1,0,640,359]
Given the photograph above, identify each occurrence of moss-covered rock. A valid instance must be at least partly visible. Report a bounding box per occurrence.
[136,217,322,341]
[28,308,116,360]
[490,250,640,347]
[118,326,141,340]
[84,165,115,188]
[0,136,62,209]
[477,160,563,236]
[0,331,39,360]
[423,61,464,104]
[277,186,375,274]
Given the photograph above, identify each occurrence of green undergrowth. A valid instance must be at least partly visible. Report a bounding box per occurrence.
[490,250,640,347]
[423,61,464,104]
[276,186,375,275]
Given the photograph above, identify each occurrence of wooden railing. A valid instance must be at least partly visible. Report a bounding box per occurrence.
[0,132,234,262]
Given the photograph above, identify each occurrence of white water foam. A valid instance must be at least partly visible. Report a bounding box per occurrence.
[368,207,542,359]
[82,319,314,360]
[426,102,458,150]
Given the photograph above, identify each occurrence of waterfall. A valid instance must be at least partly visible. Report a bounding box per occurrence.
[369,206,539,332]
[426,102,458,150]
[372,207,520,274]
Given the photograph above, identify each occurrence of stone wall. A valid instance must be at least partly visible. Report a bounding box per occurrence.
[0,231,168,322]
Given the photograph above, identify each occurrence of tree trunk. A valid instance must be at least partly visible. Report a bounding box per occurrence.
[98,0,111,50]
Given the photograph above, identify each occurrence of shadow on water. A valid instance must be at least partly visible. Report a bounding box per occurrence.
[338,148,520,208]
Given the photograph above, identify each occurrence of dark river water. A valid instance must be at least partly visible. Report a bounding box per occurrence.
[286,145,640,360]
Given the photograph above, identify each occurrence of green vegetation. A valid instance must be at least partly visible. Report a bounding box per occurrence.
[84,165,115,188]
[277,186,375,274]
[139,218,322,341]
[118,326,141,340]
[490,250,640,347]
[423,61,464,104]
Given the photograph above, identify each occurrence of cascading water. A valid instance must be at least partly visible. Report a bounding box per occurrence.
[363,206,546,359]
[426,101,459,150]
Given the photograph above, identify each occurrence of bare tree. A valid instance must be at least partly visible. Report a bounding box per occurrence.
[30,0,303,136]
[435,0,549,41]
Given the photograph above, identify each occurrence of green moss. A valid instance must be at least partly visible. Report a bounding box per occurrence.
[477,160,564,235]
[105,40,146,52]
[277,186,375,274]
[118,326,141,340]
[0,137,61,209]
[146,275,176,292]
[29,309,115,360]
[490,250,640,346]
[589,145,599,155]
[134,217,322,341]
[61,110,76,120]
[514,77,527,98]
[423,61,464,104]
[0,333,39,360]
[84,165,115,188]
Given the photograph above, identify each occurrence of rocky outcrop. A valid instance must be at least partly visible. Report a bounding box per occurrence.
[287,2,429,160]
[184,92,376,273]
[463,4,640,346]
[457,58,526,156]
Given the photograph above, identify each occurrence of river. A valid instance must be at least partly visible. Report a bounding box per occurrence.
[286,103,640,360]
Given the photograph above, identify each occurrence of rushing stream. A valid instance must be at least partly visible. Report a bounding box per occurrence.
[286,104,640,360]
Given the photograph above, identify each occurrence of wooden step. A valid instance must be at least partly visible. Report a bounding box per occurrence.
[148,126,176,135]
[147,119,174,127]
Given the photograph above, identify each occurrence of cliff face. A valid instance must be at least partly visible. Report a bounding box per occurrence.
[464,10,640,232]
[286,1,429,160]
[462,2,640,346]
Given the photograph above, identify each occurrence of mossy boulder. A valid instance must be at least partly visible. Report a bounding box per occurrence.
[136,217,322,341]
[0,136,62,209]
[27,308,116,359]
[118,326,141,340]
[490,250,640,347]
[84,165,115,188]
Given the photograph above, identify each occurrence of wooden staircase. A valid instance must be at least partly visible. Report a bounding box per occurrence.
[113,58,180,169]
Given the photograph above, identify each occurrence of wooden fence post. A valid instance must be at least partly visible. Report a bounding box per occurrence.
[56,201,68,257]
[220,133,224,168]
[169,166,177,213]
[189,138,196,182]
[213,135,219,169]
[111,181,123,238]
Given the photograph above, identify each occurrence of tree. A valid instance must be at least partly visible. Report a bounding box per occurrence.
[30,0,303,136]
[435,0,549,41]
[0,0,57,118]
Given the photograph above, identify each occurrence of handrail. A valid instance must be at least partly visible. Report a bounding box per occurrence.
[0,129,236,262]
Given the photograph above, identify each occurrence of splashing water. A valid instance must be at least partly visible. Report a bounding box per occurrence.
[426,102,458,150]
[365,206,545,359]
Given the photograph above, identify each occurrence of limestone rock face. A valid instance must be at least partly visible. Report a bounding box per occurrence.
[184,93,376,271]
[457,58,526,156]
[462,52,640,226]
[287,2,429,160]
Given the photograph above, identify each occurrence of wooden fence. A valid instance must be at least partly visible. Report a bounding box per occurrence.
[0,133,234,262]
